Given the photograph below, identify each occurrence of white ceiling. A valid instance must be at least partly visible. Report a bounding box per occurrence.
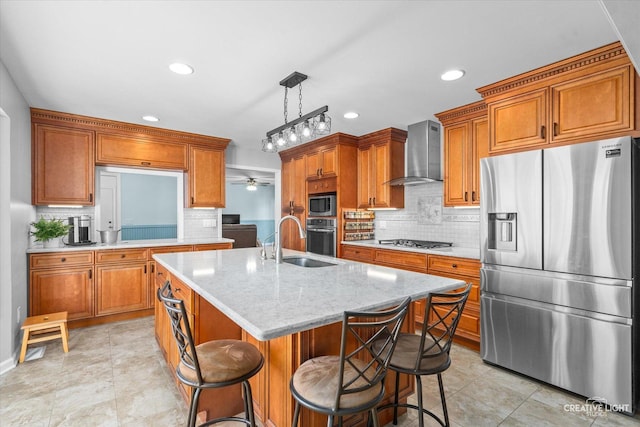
[0,0,629,164]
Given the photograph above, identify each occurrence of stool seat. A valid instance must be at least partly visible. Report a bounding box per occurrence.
[19,311,69,363]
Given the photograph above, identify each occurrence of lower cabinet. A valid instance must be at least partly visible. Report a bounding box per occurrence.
[340,244,481,350]
[28,242,232,328]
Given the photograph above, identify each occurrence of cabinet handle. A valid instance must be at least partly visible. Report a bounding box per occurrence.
[472,191,476,202]
[540,125,546,139]
[553,122,559,137]
[141,161,151,166]
[452,264,458,268]
[368,197,371,205]
[144,265,147,274]
[191,197,195,205]
[158,271,163,276]
[60,257,66,262]
[89,193,93,203]
[89,269,92,279]
[464,192,468,202]
[121,254,126,258]
[151,264,155,273]
[320,168,323,176]
[373,197,375,205]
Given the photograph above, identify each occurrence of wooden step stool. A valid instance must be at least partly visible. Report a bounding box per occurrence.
[19,311,69,363]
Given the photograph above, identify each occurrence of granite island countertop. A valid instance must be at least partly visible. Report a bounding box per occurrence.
[342,240,480,260]
[153,247,465,341]
[27,237,234,253]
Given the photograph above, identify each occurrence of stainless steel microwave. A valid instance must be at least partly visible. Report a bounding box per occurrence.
[308,194,336,217]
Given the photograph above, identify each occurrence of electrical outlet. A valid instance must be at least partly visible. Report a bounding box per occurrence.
[203,219,213,228]
[378,221,387,230]
[17,306,21,324]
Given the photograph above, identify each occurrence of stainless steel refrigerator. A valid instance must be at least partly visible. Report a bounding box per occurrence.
[480,136,638,413]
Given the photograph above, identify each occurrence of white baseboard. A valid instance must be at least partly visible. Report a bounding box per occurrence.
[0,352,17,375]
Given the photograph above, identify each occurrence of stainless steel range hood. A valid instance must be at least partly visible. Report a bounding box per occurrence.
[386,120,441,186]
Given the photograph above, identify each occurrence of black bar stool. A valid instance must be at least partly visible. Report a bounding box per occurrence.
[377,284,472,427]
[289,297,411,427]
[158,281,264,427]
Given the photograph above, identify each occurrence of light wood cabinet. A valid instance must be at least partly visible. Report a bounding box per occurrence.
[280,155,306,251]
[435,101,488,206]
[96,133,188,170]
[306,146,337,179]
[32,124,95,205]
[187,145,226,208]
[426,254,481,350]
[95,248,149,316]
[29,251,94,320]
[478,42,639,154]
[357,128,405,209]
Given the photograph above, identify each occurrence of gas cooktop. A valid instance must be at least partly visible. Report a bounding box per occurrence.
[378,239,453,249]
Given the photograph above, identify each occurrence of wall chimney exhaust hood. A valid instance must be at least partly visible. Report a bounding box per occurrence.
[386,120,441,186]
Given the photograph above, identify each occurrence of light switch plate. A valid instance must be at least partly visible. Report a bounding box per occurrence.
[378,221,387,229]
[203,219,214,228]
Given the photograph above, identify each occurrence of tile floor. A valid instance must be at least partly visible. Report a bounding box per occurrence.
[1,316,639,427]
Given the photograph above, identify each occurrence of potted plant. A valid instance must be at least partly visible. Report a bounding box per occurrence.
[31,216,70,248]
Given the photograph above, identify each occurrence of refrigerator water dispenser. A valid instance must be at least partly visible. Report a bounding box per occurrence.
[487,213,517,251]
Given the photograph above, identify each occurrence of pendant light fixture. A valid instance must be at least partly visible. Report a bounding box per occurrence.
[262,71,331,152]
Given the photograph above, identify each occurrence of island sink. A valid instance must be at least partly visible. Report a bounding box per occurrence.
[282,257,337,268]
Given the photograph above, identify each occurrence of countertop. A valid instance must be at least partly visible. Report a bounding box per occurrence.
[341,240,480,260]
[153,247,465,341]
[27,237,235,253]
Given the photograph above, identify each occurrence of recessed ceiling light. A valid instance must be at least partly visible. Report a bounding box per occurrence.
[344,112,359,119]
[142,115,159,122]
[441,69,465,81]
[169,62,194,75]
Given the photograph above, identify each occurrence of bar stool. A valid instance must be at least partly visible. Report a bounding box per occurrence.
[158,281,264,427]
[289,297,411,427]
[376,284,471,427]
[19,311,69,363]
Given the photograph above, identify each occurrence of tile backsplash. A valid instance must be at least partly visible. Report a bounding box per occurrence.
[33,206,220,245]
[374,182,480,248]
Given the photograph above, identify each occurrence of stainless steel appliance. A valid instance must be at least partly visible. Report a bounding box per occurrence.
[387,120,441,186]
[378,239,452,249]
[308,194,336,217]
[480,136,638,413]
[67,215,94,246]
[306,218,336,257]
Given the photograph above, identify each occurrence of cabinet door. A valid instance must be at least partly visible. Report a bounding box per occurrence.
[320,147,337,177]
[372,143,391,207]
[96,134,188,170]
[32,124,95,205]
[443,123,469,206]
[30,267,94,320]
[281,158,294,214]
[293,156,306,209]
[489,89,547,153]
[96,263,148,316]
[306,151,320,178]
[551,66,632,143]
[188,146,225,208]
[470,118,488,205]
[357,147,373,208]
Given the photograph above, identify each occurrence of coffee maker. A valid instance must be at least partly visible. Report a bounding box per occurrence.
[67,215,94,245]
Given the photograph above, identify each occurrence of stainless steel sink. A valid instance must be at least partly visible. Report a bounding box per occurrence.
[282,257,337,268]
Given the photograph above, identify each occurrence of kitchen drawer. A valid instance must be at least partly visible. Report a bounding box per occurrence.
[148,245,193,257]
[96,248,148,263]
[155,262,171,288]
[375,249,427,272]
[171,278,193,312]
[430,304,480,336]
[193,243,233,251]
[445,277,479,304]
[341,245,374,263]
[30,251,94,269]
[427,255,480,278]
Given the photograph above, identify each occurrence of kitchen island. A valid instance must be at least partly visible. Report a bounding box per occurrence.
[153,247,465,426]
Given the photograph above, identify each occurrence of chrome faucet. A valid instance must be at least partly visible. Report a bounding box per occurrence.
[275,215,306,263]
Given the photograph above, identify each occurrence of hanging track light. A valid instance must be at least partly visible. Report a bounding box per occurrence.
[262,71,331,152]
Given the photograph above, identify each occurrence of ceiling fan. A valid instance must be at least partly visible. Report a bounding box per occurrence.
[230,178,272,191]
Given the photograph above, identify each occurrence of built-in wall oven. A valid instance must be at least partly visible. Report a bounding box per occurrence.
[306,218,336,257]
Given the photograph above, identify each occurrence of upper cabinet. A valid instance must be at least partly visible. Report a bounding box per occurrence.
[96,133,188,170]
[187,145,226,208]
[306,146,337,179]
[435,101,488,207]
[477,42,639,154]
[357,128,406,209]
[32,123,95,206]
[30,109,230,207]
